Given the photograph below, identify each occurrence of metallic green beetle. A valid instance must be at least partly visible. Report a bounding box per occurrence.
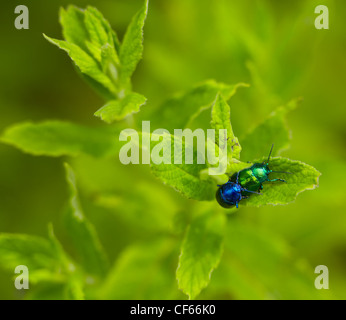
[230,144,290,195]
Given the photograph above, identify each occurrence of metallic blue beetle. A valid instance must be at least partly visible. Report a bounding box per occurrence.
[216,172,261,208]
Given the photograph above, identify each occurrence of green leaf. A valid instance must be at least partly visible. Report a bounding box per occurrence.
[176,211,225,299]
[59,6,89,52]
[83,8,120,72]
[1,120,120,157]
[119,0,149,84]
[64,163,109,276]
[84,6,121,52]
[47,223,72,272]
[211,93,241,160]
[243,157,321,206]
[58,5,121,99]
[84,7,110,49]
[43,34,117,96]
[85,40,102,61]
[94,92,146,123]
[48,6,147,116]
[59,6,120,57]
[135,132,216,200]
[101,43,120,78]
[99,239,183,299]
[0,234,58,271]
[158,80,248,131]
[0,232,68,284]
[48,224,86,300]
[76,70,116,101]
[240,99,300,161]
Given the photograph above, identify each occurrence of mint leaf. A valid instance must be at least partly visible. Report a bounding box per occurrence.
[85,6,121,52]
[84,7,110,49]
[130,132,216,200]
[211,94,241,160]
[43,34,117,96]
[45,5,147,121]
[240,99,300,161]
[64,163,109,276]
[101,43,120,78]
[1,120,119,157]
[243,157,321,206]
[94,92,146,123]
[59,5,121,89]
[158,80,248,131]
[0,234,58,271]
[176,211,225,299]
[59,6,89,52]
[84,7,120,74]
[119,0,149,85]
[0,232,68,284]
[151,163,215,201]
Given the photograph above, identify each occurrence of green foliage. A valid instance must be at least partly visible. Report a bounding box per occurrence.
[211,94,241,160]
[0,163,112,298]
[177,209,225,299]
[0,121,120,157]
[0,233,66,283]
[207,219,333,300]
[94,92,146,123]
[243,157,321,206]
[60,6,99,52]
[240,99,300,161]
[123,131,217,200]
[45,3,148,121]
[119,0,149,84]
[94,181,179,233]
[99,239,182,299]
[0,1,327,301]
[0,223,84,294]
[149,134,216,201]
[157,80,248,131]
[64,163,109,277]
[44,34,118,95]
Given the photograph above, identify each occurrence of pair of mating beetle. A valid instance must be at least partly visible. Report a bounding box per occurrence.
[216,145,291,208]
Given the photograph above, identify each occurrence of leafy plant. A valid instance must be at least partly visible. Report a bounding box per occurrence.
[44,2,148,121]
[0,1,322,300]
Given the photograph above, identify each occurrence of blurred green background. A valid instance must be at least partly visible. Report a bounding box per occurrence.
[0,0,345,299]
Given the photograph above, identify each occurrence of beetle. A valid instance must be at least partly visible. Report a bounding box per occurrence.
[216,171,261,208]
[230,144,291,195]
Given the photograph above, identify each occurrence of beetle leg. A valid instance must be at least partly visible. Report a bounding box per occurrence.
[268,178,286,183]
